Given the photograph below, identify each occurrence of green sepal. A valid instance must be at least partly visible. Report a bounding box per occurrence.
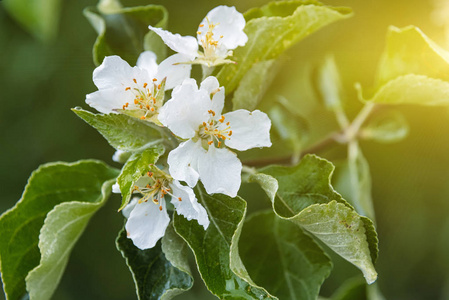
[0,160,119,300]
[72,108,163,152]
[173,184,277,299]
[116,146,165,211]
[84,3,168,66]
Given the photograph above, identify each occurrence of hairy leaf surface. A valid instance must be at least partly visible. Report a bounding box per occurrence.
[73,108,163,152]
[250,155,378,284]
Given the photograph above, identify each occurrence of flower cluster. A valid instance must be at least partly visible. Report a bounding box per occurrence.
[87,6,272,250]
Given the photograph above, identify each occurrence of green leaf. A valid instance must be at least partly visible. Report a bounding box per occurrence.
[357,74,449,106]
[360,110,409,143]
[116,224,193,300]
[72,108,163,152]
[240,211,332,299]
[117,146,165,211]
[359,26,449,106]
[216,0,352,95]
[294,201,377,284]
[232,59,278,110]
[333,142,376,220]
[376,26,449,86]
[25,178,116,300]
[3,0,61,42]
[173,185,277,299]
[318,54,344,110]
[250,155,378,284]
[0,160,119,300]
[84,3,168,66]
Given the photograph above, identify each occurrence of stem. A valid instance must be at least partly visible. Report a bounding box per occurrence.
[343,102,375,142]
[243,103,377,167]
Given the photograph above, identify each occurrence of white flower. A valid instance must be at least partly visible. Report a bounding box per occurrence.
[85,51,191,121]
[114,167,209,250]
[158,76,271,197]
[148,6,248,67]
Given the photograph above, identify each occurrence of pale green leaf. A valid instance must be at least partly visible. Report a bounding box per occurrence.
[333,143,376,220]
[360,110,409,143]
[357,75,449,106]
[84,4,168,66]
[250,155,378,284]
[116,224,193,300]
[216,0,352,95]
[232,59,278,110]
[72,108,163,152]
[0,160,119,300]
[3,0,61,41]
[25,179,116,300]
[295,201,377,284]
[318,54,344,110]
[240,211,332,300]
[173,184,277,299]
[117,146,165,211]
[360,26,449,106]
[376,26,449,86]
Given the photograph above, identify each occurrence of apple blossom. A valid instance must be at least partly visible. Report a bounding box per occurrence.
[114,166,209,250]
[158,76,272,197]
[85,51,191,121]
[148,5,248,68]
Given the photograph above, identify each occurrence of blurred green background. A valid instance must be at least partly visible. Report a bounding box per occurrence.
[1,0,449,299]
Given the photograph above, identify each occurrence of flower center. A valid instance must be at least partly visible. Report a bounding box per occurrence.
[198,110,233,148]
[133,169,182,211]
[122,78,163,120]
[197,18,225,61]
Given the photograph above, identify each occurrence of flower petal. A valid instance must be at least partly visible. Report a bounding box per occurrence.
[125,199,170,250]
[136,51,158,79]
[198,146,242,197]
[93,56,135,90]
[156,54,192,90]
[158,78,210,139]
[200,76,225,114]
[167,140,205,187]
[85,87,134,114]
[221,110,272,151]
[170,180,209,229]
[198,6,248,51]
[122,197,139,219]
[148,25,198,60]
[112,182,121,194]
